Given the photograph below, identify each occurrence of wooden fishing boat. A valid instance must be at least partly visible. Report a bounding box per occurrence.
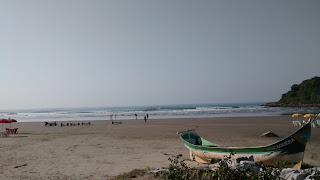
[179,114,319,169]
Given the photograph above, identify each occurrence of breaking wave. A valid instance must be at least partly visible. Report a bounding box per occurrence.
[1,103,316,122]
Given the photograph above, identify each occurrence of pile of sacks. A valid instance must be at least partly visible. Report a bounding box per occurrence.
[280,168,320,180]
[209,157,319,180]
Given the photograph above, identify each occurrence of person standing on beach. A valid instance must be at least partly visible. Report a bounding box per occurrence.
[147,113,149,119]
[135,114,137,119]
[144,116,147,123]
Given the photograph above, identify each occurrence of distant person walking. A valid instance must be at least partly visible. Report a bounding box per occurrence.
[147,113,149,119]
[135,114,137,119]
[144,116,147,123]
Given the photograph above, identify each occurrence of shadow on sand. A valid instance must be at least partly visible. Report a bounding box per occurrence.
[10,136,29,138]
[16,133,32,135]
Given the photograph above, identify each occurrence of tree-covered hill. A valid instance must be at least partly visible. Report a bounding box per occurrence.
[263,76,320,107]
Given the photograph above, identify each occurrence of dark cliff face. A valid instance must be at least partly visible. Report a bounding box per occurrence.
[262,102,320,107]
[263,76,320,107]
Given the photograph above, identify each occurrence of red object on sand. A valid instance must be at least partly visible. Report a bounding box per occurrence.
[6,128,18,134]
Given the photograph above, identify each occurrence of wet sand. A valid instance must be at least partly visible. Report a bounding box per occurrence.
[0,116,319,179]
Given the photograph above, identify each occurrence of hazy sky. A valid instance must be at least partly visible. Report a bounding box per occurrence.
[1,1,319,109]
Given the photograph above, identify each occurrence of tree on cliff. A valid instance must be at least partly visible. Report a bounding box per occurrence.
[279,76,320,104]
[263,76,320,107]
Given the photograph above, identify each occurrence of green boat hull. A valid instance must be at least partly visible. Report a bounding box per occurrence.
[180,119,313,169]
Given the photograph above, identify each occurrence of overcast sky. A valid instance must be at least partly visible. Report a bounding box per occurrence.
[1,1,319,109]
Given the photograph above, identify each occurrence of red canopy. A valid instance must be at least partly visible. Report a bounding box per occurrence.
[0,119,11,131]
[0,119,10,123]
[8,119,17,123]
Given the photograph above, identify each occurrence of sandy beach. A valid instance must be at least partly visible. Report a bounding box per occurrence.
[0,116,319,179]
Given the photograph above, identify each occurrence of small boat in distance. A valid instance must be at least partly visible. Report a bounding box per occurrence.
[179,113,319,170]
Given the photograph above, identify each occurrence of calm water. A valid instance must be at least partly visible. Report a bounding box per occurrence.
[1,103,319,122]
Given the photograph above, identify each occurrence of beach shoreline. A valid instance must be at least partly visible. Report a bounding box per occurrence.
[1,116,319,179]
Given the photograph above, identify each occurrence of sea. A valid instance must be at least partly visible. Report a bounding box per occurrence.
[0,103,319,122]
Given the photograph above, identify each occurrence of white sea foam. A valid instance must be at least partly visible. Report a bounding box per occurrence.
[0,103,315,122]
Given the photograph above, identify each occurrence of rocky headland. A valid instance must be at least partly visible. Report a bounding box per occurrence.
[263,102,320,108]
[263,76,320,108]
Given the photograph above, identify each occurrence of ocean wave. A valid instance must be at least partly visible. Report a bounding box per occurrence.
[140,106,197,111]
[3,103,315,122]
[195,106,238,110]
[77,111,93,114]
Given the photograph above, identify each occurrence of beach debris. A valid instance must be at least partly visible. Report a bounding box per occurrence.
[208,158,261,171]
[236,156,254,163]
[292,121,302,126]
[14,164,27,168]
[280,167,320,180]
[210,158,320,180]
[225,158,261,171]
[152,154,320,179]
[260,131,278,137]
[147,168,169,174]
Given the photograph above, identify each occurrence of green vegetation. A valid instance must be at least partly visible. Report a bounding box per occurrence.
[111,154,320,179]
[264,76,320,107]
[280,76,320,104]
[155,154,282,180]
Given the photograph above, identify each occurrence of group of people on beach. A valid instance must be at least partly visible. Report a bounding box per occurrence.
[45,122,91,127]
[110,114,117,120]
[144,114,149,123]
[61,122,91,126]
[45,122,57,126]
[134,113,149,122]
[45,113,150,127]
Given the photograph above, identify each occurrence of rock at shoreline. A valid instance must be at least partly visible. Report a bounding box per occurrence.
[260,131,278,137]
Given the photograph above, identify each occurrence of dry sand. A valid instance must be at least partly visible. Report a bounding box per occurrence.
[0,116,319,179]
